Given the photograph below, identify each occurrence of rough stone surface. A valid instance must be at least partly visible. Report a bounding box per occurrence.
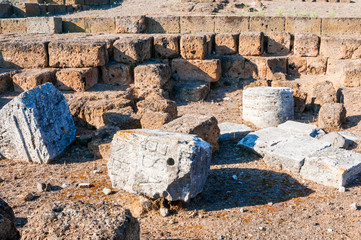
[103,106,141,130]
[242,87,294,128]
[318,103,347,132]
[338,87,361,117]
[300,147,361,188]
[0,70,16,93]
[221,55,245,80]
[27,17,62,34]
[113,36,152,64]
[101,63,132,86]
[55,68,98,92]
[116,15,146,33]
[215,33,238,55]
[0,199,20,240]
[162,114,220,152]
[134,62,171,89]
[180,34,207,60]
[0,83,76,163]
[108,129,212,202]
[154,35,180,59]
[313,81,337,106]
[22,201,140,240]
[288,57,307,76]
[145,16,180,34]
[294,33,319,57]
[278,121,325,138]
[239,32,264,56]
[319,132,349,149]
[266,32,291,55]
[306,57,327,75]
[320,36,361,60]
[271,80,307,113]
[88,125,120,160]
[218,122,253,142]
[171,58,221,82]
[12,69,57,92]
[173,80,210,103]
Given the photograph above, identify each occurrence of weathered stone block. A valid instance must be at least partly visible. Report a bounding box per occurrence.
[294,33,319,57]
[318,103,346,132]
[87,17,116,33]
[266,32,291,55]
[239,32,264,56]
[221,55,245,80]
[13,69,57,92]
[338,87,361,116]
[250,16,285,32]
[0,70,16,93]
[0,3,13,18]
[101,63,132,86]
[173,80,210,103]
[277,121,325,138]
[319,132,349,149]
[49,40,107,68]
[285,17,321,34]
[134,62,171,89]
[62,17,86,33]
[287,56,307,76]
[88,125,119,160]
[116,16,145,33]
[322,18,361,36]
[320,36,361,60]
[313,80,337,106]
[180,34,207,60]
[14,3,40,17]
[218,122,253,142]
[0,41,48,69]
[55,68,98,92]
[214,16,249,33]
[0,19,27,34]
[103,106,141,130]
[145,16,180,34]
[215,33,238,55]
[154,35,180,59]
[113,36,152,64]
[0,83,76,163]
[0,198,20,240]
[27,17,62,34]
[271,81,307,113]
[108,129,212,201]
[247,56,288,80]
[172,58,221,82]
[180,16,214,34]
[306,57,327,75]
[300,147,361,188]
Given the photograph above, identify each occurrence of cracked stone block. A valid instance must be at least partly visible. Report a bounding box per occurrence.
[101,62,132,86]
[107,129,212,201]
[180,34,207,60]
[134,62,171,89]
[277,121,325,138]
[12,69,57,92]
[0,83,76,163]
[113,36,152,64]
[55,68,98,92]
[239,32,264,56]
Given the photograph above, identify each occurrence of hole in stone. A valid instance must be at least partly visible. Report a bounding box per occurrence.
[167,158,175,166]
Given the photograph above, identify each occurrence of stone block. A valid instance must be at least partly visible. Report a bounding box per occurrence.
[87,17,116,33]
[134,62,171,89]
[322,18,361,36]
[239,32,264,56]
[250,16,285,32]
[0,70,16,93]
[180,34,207,60]
[101,63,132,86]
[215,33,238,55]
[113,36,152,64]
[218,122,253,142]
[266,32,291,55]
[300,147,361,188]
[162,114,220,151]
[0,198,20,240]
[55,68,98,92]
[14,3,40,17]
[277,120,325,138]
[103,106,141,130]
[294,33,319,57]
[145,16,180,34]
[271,81,307,113]
[318,103,346,132]
[313,80,337,106]
[154,35,180,59]
[27,17,62,34]
[0,41,48,69]
[319,132,349,149]
[62,17,86,33]
[172,58,221,82]
[334,63,361,88]
[0,3,13,18]
[287,57,307,76]
[320,36,361,60]
[214,16,249,33]
[247,56,288,80]
[180,15,214,34]
[88,125,119,160]
[12,69,57,92]
[285,17,321,34]
[173,80,210,103]
[108,129,212,201]
[221,55,245,80]
[116,16,145,33]
[0,83,76,163]
[242,87,294,128]
[338,87,361,116]
[0,19,27,34]
[306,57,327,75]
[49,40,107,68]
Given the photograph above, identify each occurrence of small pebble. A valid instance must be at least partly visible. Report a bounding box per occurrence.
[62,183,70,188]
[259,226,266,231]
[223,97,234,102]
[268,202,273,206]
[240,208,245,213]
[169,219,175,224]
[327,229,333,232]
[159,207,169,217]
[79,183,91,188]
[93,170,102,174]
[37,182,51,193]
[103,188,112,195]
[0,177,3,183]
[232,175,238,180]
[350,203,358,211]
[339,187,346,193]
[20,192,34,201]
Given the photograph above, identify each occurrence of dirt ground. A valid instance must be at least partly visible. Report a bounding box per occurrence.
[1,81,361,239]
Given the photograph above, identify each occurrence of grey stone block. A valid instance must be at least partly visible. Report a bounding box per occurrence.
[319,132,349,149]
[277,120,325,138]
[27,17,62,34]
[218,122,253,142]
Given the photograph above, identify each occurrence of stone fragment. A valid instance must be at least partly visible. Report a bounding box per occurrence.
[350,203,358,211]
[319,132,349,149]
[154,35,180,59]
[339,187,346,193]
[218,122,253,142]
[159,207,169,217]
[172,58,221,82]
[277,121,325,138]
[113,36,152,64]
[101,63,132,86]
[0,198,15,222]
[294,33,319,57]
[318,103,346,132]
[22,201,140,239]
[108,129,212,201]
[239,32,264,56]
[27,17,62,34]
[243,87,294,128]
[162,114,220,151]
[55,68,98,92]
[49,40,107,68]
[0,198,20,240]
[313,81,336,106]
[180,34,207,60]
[116,15,146,33]
[215,33,238,55]
[307,57,327,75]
[338,131,361,143]
[221,55,245,80]
[173,80,210,102]
[287,57,307,76]
[12,69,57,92]
[134,62,171,89]
[37,182,51,193]
[103,188,112,195]
[0,83,76,163]
[79,183,91,188]
[20,192,35,201]
[266,32,291,55]
[300,147,361,188]
[88,125,120,160]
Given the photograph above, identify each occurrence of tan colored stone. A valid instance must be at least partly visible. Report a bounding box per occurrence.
[140,110,173,129]
[285,17,321,34]
[101,63,132,86]
[62,17,86,33]
[87,17,116,33]
[294,33,319,57]
[12,69,57,92]
[307,57,327,75]
[0,70,15,93]
[239,32,264,56]
[145,16,180,34]
[172,58,221,82]
[313,81,337,106]
[243,59,258,79]
[113,35,152,64]
[154,35,180,59]
[174,80,210,103]
[215,33,238,55]
[180,16,214,34]
[0,19,27,34]
[271,80,307,113]
[322,18,361,36]
[318,103,346,132]
[221,55,245,80]
[27,17,62,34]
[250,16,285,32]
[116,16,145,34]
[180,34,207,60]
[338,87,361,116]
[56,68,98,92]
[320,36,361,60]
[214,16,249,33]
[134,62,171,89]
[266,32,291,55]
[247,56,287,80]
[288,57,307,76]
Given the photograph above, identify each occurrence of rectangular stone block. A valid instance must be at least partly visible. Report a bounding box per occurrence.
[218,122,253,142]
[278,121,325,138]
[247,56,288,80]
[12,69,57,92]
[49,40,107,68]
[180,34,207,60]
[27,17,62,34]
[172,58,221,82]
[113,36,152,64]
[250,16,285,32]
[180,16,214,34]
[239,32,264,56]
[306,57,327,75]
[87,17,116,33]
[215,33,238,55]
[55,67,98,92]
[62,17,86,33]
[320,36,361,60]
[145,16,180,34]
[214,16,249,33]
[288,56,307,76]
[0,41,48,69]
[285,17,321,34]
[0,3,13,18]
[101,62,132,86]
[322,18,361,36]
[221,55,245,80]
[116,16,145,34]
[266,32,291,55]
[0,19,27,34]
[154,34,180,59]
[134,62,171,89]
[14,3,40,17]
[338,87,361,116]
[0,70,16,93]
[294,33,319,57]
[300,147,361,188]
